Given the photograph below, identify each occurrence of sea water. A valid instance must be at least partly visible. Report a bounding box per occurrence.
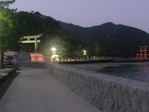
[98,62,149,83]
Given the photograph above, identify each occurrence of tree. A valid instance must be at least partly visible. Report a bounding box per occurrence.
[94,43,105,56]
[38,29,84,58]
[0,0,15,67]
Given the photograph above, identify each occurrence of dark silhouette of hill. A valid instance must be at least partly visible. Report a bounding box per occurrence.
[15,11,149,57]
[59,22,149,57]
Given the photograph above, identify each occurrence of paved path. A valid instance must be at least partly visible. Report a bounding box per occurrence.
[0,67,101,112]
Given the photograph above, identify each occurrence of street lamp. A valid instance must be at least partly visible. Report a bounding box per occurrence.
[83,49,87,56]
[51,47,56,53]
[51,47,58,61]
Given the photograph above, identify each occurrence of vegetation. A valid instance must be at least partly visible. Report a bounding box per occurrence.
[1,1,149,62]
[0,0,17,67]
[60,22,149,57]
[38,29,85,58]
[13,11,85,57]
[0,3,85,59]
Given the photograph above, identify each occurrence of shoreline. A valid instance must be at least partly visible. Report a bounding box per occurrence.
[57,58,149,64]
[62,61,149,73]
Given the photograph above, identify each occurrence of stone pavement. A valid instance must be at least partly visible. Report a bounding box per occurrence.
[0,67,101,112]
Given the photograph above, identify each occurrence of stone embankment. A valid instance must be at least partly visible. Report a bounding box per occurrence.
[0,68,17,99]
[15,61,149,112]
[46,62,149,112]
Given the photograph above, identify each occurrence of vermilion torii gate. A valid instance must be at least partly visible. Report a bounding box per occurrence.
[136,46,149,59]
[20,34,43,52]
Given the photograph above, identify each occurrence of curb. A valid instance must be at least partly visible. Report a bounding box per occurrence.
[0,68,18,100]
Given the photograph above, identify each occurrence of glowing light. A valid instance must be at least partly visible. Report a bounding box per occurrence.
[51,47,56,52]
[83,49,87,55]
[50,47,59,61]
[30,53,45,62]
[51,54,59,61]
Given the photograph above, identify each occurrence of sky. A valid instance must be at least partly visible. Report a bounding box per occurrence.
[10,0,149,33]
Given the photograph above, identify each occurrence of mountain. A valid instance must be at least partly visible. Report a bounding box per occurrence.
[59,22,149,44]
[15,11,149,57]
[59,22,149,57]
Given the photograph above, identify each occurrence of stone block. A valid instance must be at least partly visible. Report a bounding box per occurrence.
[129,92,140,112]
[125,106,133,112]
[140,97,149,112]
[123,90,131,110]
[137,89,147,102]
[46,63,149,112]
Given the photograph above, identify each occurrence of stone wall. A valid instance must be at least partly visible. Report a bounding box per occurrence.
[47,62,149,112]
[0,68,17,99]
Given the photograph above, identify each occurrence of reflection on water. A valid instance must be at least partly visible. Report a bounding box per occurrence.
[98,62,149,83]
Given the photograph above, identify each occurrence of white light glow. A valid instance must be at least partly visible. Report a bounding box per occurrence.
[51,47,56,52]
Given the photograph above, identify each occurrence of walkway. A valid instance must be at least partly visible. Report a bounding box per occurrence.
[0,67,100,112]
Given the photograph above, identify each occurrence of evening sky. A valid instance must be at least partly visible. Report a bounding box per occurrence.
[10,0,149,33]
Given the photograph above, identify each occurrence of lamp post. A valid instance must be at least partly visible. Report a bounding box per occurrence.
[83,49,87,56]
[51,47,56,53]
[51,47,56,61]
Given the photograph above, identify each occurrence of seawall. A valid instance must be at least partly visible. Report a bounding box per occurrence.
[46,62,149,112]
[0,68,17,99]
[16,61,149,112]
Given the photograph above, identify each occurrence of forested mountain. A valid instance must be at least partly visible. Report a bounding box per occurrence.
[14,11,84,57]
[59,22,149,57]
[4,8,149,58]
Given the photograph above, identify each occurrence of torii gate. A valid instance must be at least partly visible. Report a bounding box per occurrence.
[20,34,43,52]
[136,45,149,59]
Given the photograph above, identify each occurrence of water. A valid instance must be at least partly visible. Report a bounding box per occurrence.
[98,62,149,83]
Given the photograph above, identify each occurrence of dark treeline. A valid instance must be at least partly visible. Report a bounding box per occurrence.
[10,11,85,57]
[59,22,149,57]
[1,4,149,58]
